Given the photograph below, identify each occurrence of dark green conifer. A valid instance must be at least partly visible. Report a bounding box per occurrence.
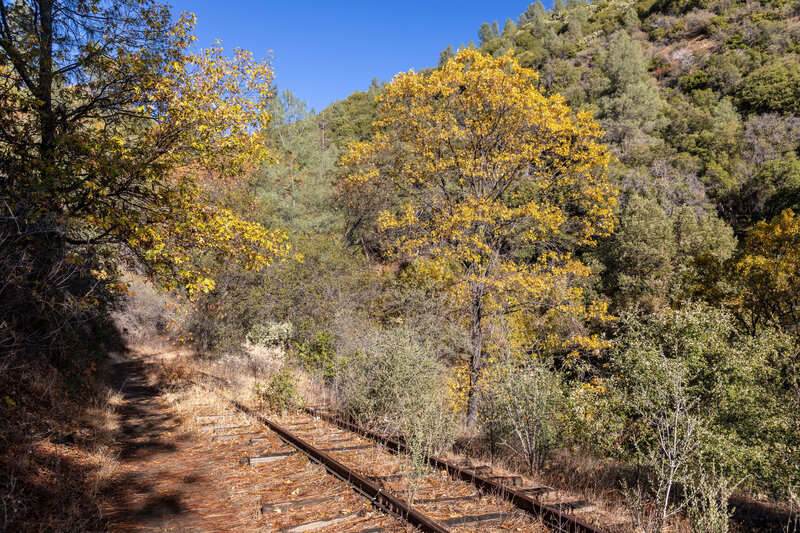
[439,45,455,66]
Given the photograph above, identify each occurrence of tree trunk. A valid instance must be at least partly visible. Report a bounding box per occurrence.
[465,283,484,429]
[38,0,56,170]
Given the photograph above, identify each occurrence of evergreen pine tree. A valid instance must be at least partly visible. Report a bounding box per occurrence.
[566,15,583,40]
[598,32,665,149]
[623,8,640,28]
[529,3,548,36]
[439,45,456,66]
[478,22,494,45]
[520,1,547,23]
[503,18,517,36]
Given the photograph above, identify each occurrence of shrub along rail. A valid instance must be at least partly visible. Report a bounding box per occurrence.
[305,406,607,533]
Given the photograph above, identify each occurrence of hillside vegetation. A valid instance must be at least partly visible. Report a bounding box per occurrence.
[469,0,800,237]
[2,0,799,531]
[233,1,800,529]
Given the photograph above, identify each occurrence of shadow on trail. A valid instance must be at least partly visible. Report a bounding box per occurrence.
[114,359,179,460]
[103,354,198,530]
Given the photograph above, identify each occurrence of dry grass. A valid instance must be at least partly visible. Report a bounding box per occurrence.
[0,354,123,532]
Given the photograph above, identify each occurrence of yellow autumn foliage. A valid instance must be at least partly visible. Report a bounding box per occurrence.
[726,209,800,335]
[341,49,618,422]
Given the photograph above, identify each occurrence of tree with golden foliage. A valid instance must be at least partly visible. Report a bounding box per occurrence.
[341,49,618,426]
[0,0,290,357]
[720,209,800,336]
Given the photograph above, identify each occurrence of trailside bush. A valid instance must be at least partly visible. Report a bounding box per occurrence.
[685,463,736,533]
[332,323,458,502]
[481,363,564,472]
[340,326,457,454]
[252,366,299,414]
[246,321,294,348]
[294,329,338,381]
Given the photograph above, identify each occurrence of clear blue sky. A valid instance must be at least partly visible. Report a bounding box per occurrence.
[167,1,549,112]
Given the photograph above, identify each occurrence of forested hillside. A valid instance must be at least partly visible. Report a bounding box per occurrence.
[468,0,800,237]
[240,0,800,528]
[2,0,799,531]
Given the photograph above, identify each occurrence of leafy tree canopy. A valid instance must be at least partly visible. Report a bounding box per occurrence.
[0,0,290,296]
[341,49,618,425]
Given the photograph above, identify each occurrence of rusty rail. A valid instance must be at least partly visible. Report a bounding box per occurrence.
[306,406,607,533]
[230,401,450,533]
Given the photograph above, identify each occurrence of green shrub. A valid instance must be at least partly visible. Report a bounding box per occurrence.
[339,325,457,501]
[341,326,457,454]
[478,386,513,462]
[294,329,338,381]
[246,320,294,347]
[722,32,750,51]
[482,363,563,472]
[685,464,736,533]
[738,58,800,115]
[680,71,711,92]
[253,366,299,414]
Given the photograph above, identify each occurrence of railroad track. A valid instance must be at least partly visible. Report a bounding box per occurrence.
[304,406,605,533]
[196,376,608,533]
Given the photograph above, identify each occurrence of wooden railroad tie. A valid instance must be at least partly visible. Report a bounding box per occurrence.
[196,414,230,422]
[211,434,239,443]
[319,444,372,453]
[441,512,508,527]
[518,486,558,500]
[487,475,523,487]
[279,515,354,532]
[414,494,479,504]
[554,500,597,514]
[462,465,493,476]
[201,423,245,432]
[260,495,338,514]
[212,425,248,434]
[283,421,315,429]
[239,451,296,466]
[211,433,259,443]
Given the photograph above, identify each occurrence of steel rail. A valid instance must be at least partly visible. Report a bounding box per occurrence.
[229,400,451,533]
[305,406,607,533]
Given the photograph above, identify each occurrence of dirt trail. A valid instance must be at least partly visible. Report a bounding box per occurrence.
[102,351,258,532]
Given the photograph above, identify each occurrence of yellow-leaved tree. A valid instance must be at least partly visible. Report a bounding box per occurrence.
[693,208,800,337]
[342,49,618,426]
[0,0,290,357]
